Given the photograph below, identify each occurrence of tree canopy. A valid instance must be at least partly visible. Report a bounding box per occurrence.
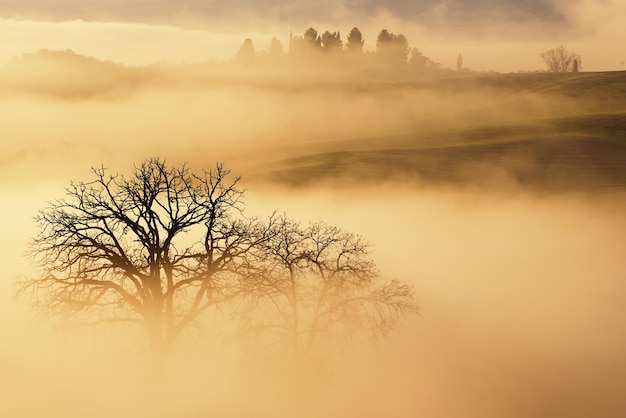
[376,29,410,63]
[346,27,365,53]
[321,31,343,52]
[234,38,255,66]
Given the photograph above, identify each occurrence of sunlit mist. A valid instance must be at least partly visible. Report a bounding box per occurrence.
[1,4,626,418]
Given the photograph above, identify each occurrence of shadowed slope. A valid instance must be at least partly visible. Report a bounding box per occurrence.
[253,112,626,193]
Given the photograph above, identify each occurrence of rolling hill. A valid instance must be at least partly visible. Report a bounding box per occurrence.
[250,71,626,194]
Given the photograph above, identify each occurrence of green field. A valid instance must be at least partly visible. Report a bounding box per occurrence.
[251,71,626,194]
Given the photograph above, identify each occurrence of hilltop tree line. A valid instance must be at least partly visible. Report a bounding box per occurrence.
[236,27,583,74]
[234,26,443,74]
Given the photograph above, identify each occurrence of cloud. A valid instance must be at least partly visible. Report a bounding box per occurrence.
[0,0,578,32]
[0,18,277,66]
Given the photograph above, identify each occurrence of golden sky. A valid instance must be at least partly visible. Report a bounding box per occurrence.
[0,0,624,71]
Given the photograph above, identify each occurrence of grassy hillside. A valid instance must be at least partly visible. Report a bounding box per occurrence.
[250,71,626,193]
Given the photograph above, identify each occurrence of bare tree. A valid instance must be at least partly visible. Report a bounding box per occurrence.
[237,219,418,360]
[540,46,582,72]
[18,158,276,374]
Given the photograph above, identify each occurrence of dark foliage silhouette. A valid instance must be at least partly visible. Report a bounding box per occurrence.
[376,29,410,63]
[321,31,343,52]
[346,27,365,53]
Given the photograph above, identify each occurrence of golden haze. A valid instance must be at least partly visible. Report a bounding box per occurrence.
[1,39,626,418]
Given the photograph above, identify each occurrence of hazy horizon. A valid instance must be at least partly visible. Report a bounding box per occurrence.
[0,0,625,72]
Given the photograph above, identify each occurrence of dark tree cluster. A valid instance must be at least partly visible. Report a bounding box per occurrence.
[235,30,585,75]
[376,29,410,63]
[232,26,442,74]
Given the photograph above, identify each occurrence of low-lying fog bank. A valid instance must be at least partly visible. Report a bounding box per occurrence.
[2,182,625,418]
[1,56,624,417]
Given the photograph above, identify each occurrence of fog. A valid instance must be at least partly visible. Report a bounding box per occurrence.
[0,49,599,186]
[3,186,626,417]
[1,52,626,418]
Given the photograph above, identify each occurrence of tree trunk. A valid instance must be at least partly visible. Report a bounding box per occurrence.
[150,340,169,379]
[146,316,170,379]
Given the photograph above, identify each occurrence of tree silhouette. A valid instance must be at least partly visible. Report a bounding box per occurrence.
[303,27,322,49]
[290,28,322,62]
[376,29,409,64]
[19,159,277,374]
[237,219,418,360]
[346,27,365,53]
[19,159,419,376]
[321,31,343,52]
[234,38,255,67]
[409,48,441,71]
[540,46,582,72]
[267,37,284,57]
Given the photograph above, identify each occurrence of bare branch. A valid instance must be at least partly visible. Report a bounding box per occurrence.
[236,218,418,358]
[18,158,275,373]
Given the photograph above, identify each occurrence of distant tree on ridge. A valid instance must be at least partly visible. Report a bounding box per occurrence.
[376,29,409,63]
[235,38,255,67]
[540,46,582,72]
[346,27,365,53]
[321,31,343,52]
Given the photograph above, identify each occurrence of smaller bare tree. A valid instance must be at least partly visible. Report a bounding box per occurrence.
[540,46,582,72]
[237,219,418,361]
